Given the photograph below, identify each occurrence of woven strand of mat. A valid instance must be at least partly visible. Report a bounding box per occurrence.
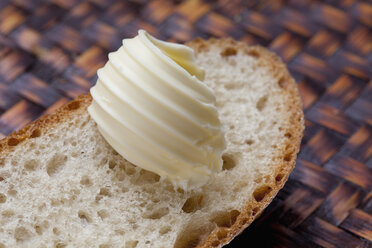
[0,0,371,247]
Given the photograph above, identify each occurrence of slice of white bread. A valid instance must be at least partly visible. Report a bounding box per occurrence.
[0,38,304,248]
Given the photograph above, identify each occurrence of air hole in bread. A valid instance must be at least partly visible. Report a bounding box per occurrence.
[278,77,286,89]
[177,188,185,194]
[284,153,292,162]
[142,206,169,219]
[182,194,204,213]
[220,47,237,57]
[108,160,116,169]
[222,154,236,170]
[137,169,160,184]
[252,207,259,216]
[159,225,172,235]
[80,119,90,130]
[0,193,6,203]
[114,170,126,181]
[78,210,91,223]
[14,226,32,242]
[285,132,292,138]
[67,101,80,110]
[174,231,201,248]
[46,154,67,176]
[8,138,19,146]
[80,175,92,186]
[216,228,228,240]
[55,242,67,248]
[34,224,43,235]
[275,173,284,182]
[115,229,125,235]
[256,95,268,111]
[245,139,254,145]
[0,242,4,248]
[211,240,220,247]
[2,210,14,218]
[212,210,240,228]
[53,227,60,235]
[240,216,250,225]
[0,172,7,181]
[125,240,138,248]
[253,185,272,202]
[30,129,41,138]
[247,49,260,58]
[125,164,136,175]
[0,158,4,167]
[97,209,109,220]
[164,184,176,193]
[99,187,111,197]
[24,159,38,171]
[51,198,59,206]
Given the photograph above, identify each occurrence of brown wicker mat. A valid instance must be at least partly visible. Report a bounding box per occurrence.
[0,0,372,247]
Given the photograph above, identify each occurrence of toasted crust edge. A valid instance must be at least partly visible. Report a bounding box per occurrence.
[0,38,304,248]
[186,38,304,248]
[0,95,93,157]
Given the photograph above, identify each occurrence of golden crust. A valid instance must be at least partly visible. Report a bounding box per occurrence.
[186,38,304,248]
[0,95,93,157]
[0,38,304,248]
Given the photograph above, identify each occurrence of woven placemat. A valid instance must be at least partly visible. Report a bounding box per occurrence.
[0,0,371,247]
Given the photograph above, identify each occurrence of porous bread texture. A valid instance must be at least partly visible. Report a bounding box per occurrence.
[0,39,304,248]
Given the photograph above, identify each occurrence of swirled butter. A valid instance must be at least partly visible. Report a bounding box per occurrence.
[88,30,225,189]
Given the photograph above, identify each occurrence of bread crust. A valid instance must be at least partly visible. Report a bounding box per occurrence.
[186,38,304,248]
[0,95,92,156]
[0,39,304,248]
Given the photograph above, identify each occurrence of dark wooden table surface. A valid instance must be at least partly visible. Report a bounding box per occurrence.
[0,0,371,247]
